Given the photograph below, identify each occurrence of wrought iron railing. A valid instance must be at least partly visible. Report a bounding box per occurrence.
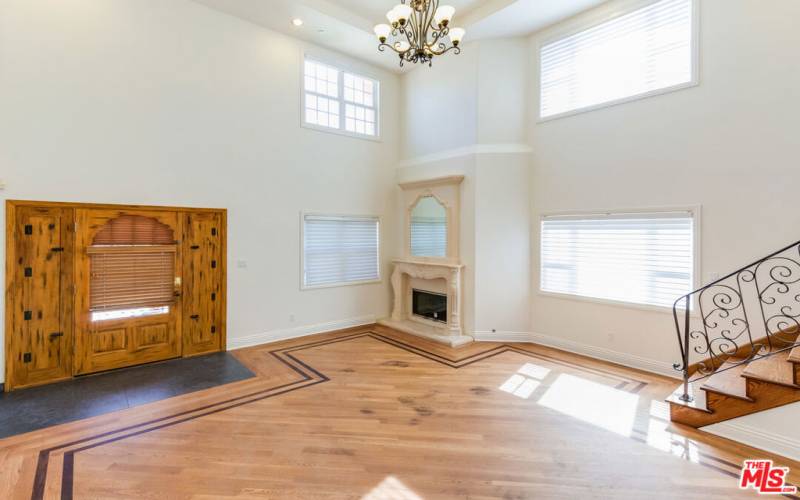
[673,240,800,402]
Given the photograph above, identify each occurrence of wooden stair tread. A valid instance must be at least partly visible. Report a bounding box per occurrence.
[742,350,799,388]
[789,345,800,364]
[701,359,751,401]
[666,382,710,413]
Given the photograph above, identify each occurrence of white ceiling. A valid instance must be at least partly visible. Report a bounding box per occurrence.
[191,0,608,72]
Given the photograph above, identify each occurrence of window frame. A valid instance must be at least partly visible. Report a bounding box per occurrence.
[300,54,382,142]
[537,0,700,123]
[537,205,702,314]
[300,211,383,291]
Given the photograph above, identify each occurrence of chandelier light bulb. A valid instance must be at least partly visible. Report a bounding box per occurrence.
[386,8,400,26]
[448,27,465,46]
[374,24,392,43]
[394,4,413,25]
[434,5,456,27]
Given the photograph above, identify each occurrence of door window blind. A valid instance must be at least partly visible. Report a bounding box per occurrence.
[411,216,447,257]
[89,246,175,312]
[92,214,175,245]
[540,213,694,308]
[540,0,694,119]
[303,215,380,288]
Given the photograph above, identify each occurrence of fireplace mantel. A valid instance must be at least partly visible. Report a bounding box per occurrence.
[378,259,472,347]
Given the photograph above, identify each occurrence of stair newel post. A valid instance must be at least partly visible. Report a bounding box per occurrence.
[680,294,694,402]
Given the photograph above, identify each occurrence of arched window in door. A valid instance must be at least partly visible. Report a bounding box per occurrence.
[89,215,177,321]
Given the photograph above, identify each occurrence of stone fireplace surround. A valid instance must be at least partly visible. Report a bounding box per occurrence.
[379,259,471,347]
[378,175,472,347]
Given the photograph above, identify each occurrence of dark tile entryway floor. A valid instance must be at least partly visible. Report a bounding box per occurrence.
[0,353,254,439]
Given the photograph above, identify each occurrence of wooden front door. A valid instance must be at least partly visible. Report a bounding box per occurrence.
[182,212,223,356]
[73,209,182,375]
[5,206,74,389]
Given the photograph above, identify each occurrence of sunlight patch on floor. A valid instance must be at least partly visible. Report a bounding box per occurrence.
[499,363,550,399]
[362,476,424,500]
[538,373,639,437]
[646,400,701,463]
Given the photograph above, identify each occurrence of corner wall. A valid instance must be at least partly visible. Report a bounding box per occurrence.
[398,37,532,338]
[0,0,401,383]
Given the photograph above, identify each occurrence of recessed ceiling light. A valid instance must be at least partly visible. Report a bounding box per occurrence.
[292,18,304,27]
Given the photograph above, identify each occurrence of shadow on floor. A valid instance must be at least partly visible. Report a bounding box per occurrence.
[0,352,254,439]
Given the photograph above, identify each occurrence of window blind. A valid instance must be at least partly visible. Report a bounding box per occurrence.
[89,246,175,312]
[540,0,694,119]
[303,215,380,288]
[411,216,447,257]
[540,213,694,308]
[92,214,175,246]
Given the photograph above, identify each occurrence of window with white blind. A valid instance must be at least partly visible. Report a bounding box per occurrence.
[302,214,380,288]
[303,58,380,139]
[540,0,696,120]
[540,211,695,308]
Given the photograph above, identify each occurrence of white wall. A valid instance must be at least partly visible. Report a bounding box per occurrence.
[528,0,800,371]
[0,0,401,383]
[527,0,800,454]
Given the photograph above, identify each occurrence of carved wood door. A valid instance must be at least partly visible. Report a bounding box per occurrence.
[6,206,74,389]
[181,212,223,356]
[73,209,182,375]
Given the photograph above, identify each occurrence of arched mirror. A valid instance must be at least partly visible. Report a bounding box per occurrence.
[410,196,447,258]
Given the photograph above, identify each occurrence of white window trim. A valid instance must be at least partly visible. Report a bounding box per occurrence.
[299,211,383,291]
[537,205,702,315]
[537,0,701,123]
[300,53,382,142]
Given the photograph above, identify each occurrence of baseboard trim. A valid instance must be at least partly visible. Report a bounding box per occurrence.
[474,330,679,379]
[227,315,377,350]
[703,420,800,462]
[473,331,533,343]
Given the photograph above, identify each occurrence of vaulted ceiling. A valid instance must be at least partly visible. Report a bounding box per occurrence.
[191,0,607,72]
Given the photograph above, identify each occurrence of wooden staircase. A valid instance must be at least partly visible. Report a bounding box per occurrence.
[668,342,800,427]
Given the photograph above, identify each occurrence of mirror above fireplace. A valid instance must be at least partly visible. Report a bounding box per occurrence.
[410,196,447,258]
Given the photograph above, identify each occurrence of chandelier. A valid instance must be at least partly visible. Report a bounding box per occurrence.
[373,1,465,67]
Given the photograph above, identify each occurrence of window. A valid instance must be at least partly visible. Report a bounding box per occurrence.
[303,58,379,138]
[89,215,176,321]
[303,214,380,288]
[540,211,695,308]
[540,0,696,120]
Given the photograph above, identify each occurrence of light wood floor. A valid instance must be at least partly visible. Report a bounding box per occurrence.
[1,325,798,499]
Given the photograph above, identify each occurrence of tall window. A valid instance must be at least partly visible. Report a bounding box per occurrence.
[89,215,176,321]
[303,214,380,288]
[303,58,380,138]
[540,0,696,119]
[540,211,695,308]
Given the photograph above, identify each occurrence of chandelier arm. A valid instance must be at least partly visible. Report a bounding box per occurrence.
[378,43,404,55]
[427,0,440,32]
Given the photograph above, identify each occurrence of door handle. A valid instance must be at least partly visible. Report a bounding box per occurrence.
[49,332,64,340]
[190,314,199,320]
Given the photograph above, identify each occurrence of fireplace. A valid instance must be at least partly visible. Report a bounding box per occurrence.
[412,289,447,324]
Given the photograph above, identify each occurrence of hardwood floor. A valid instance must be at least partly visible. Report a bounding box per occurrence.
[1,325,798,499]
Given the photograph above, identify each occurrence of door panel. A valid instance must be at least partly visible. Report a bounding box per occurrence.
[74,209,181,375]
[182,212,222,356]
[7,206,73,389]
